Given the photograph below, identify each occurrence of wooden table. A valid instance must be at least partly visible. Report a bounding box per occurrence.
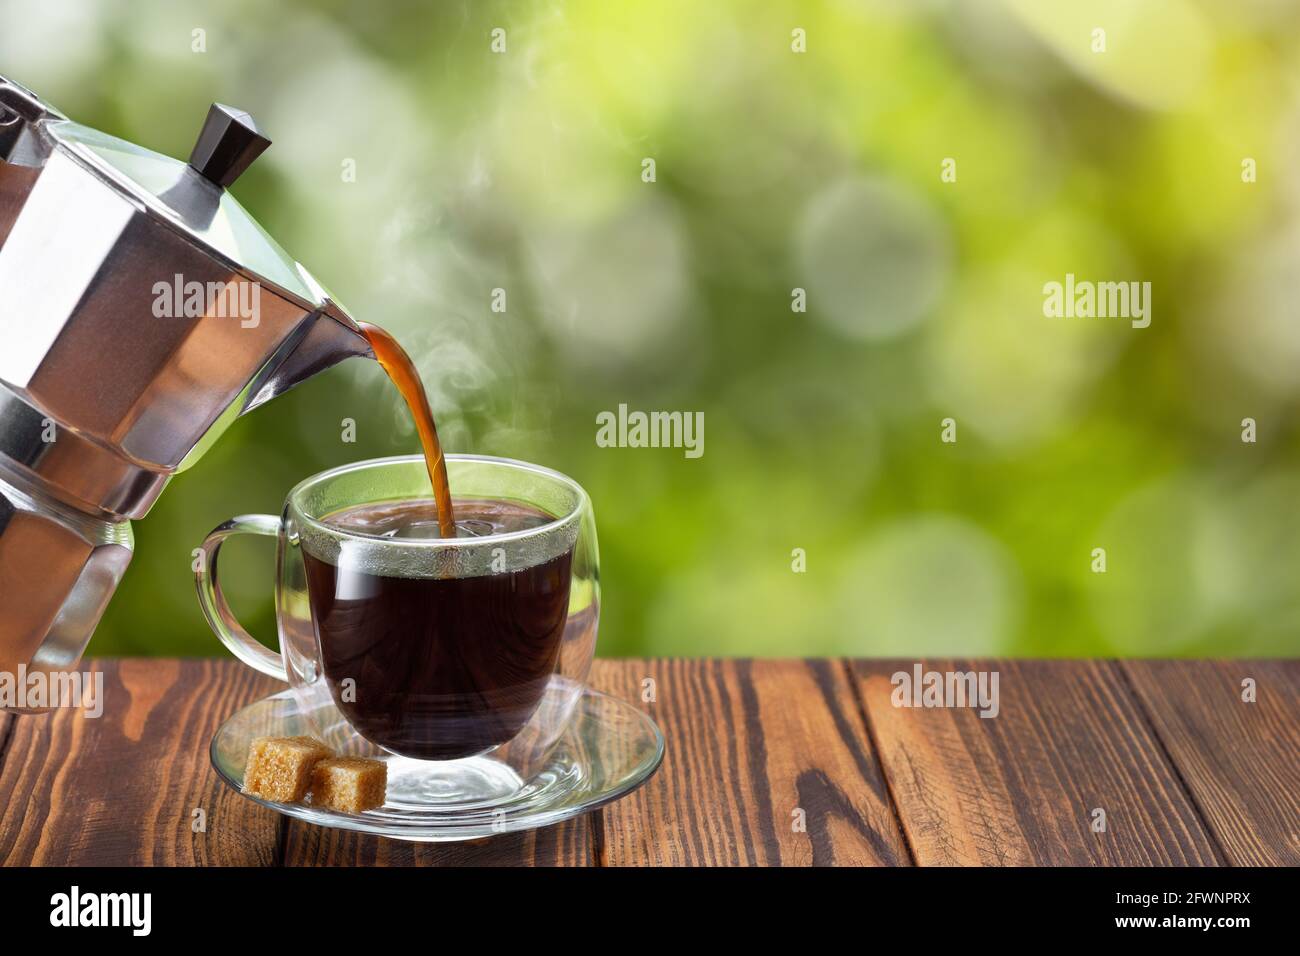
[0,659,1295,866]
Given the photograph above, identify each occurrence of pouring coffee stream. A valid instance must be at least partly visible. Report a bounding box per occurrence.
[357,322,457,538]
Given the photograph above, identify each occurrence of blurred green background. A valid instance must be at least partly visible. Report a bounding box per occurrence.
[5,0,1299,658]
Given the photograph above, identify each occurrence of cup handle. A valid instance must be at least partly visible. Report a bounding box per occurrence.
[194,514,287,682]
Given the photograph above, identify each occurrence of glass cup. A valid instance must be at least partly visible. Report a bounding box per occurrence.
[194,454,599,806]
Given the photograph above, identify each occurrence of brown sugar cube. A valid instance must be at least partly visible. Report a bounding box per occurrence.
[243,736,333,803]
[309,756,388,813]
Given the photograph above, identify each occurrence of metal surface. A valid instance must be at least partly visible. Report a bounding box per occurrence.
[0,462,132,695]
[0,72,375,693]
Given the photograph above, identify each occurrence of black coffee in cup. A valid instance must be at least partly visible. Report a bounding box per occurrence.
[303,498,573,760]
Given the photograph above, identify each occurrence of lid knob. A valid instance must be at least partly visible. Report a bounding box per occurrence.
[187,103,270,188]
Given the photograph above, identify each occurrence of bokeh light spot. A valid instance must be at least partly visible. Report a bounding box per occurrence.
[836,515,1022,655]
[797,176,951,342]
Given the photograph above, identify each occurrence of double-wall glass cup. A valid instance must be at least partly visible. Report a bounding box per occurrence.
[195,454,599,807]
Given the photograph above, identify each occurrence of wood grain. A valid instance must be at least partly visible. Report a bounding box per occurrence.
[1,658,1292,867]
[0,659,281,866]
[591,658,910,866]
[1122,660,1300,866]
[852,660,1221,866]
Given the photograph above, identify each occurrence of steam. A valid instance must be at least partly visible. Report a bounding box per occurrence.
[354,185,552,458]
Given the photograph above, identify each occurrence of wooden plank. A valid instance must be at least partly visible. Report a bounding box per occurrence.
[1122,659,1300,866]
[591,659,910,866]
[0,659,282,866]
[5,657,1276,868]
[852,660,1221,866]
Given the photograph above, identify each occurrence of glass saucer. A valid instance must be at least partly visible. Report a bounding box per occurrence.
[210,681,664,842]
